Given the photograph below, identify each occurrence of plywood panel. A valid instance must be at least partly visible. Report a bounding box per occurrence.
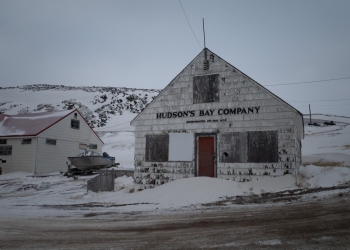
[145,134,169,162]
[193,74,219,104]
[169,133,194,161]
[248,131,278,163]
[220,132,247,163]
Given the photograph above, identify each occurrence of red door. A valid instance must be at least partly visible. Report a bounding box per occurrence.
[198,136,215,177]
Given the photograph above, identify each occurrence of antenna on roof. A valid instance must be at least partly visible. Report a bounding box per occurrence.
[202,18,209,70]
[202,18,206,48]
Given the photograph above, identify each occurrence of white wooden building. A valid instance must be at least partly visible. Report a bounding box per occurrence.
[0,109,103,174]
[131,48,304,189]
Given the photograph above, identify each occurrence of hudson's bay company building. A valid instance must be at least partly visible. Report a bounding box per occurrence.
[131,48,304,189]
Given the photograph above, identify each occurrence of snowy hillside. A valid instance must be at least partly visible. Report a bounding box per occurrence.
[0,84,160,130]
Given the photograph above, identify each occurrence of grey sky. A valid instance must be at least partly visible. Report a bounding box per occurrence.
[1,0,350,116]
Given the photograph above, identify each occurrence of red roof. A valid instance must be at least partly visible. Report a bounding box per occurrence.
[0,109,79,137]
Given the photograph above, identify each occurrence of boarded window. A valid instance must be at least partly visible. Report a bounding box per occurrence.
[169,133,193,161]
[0,146,12,155]
[219,131,278,163]
[193,74,219,103]
[79,143,87,149]
[220,132,247,163]
[247,131,278,163]
[145,134,169,162]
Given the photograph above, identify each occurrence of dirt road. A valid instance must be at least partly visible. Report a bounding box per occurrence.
[0,194,349,249]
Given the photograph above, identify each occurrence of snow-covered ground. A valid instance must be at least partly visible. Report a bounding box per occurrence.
[99,132,135,169]
[0,114,350,218]
[302,114,350,167]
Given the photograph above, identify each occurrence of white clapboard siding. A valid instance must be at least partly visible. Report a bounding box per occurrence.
[36,111,103,173]
[1,138,37,174]
[1,110,103,174]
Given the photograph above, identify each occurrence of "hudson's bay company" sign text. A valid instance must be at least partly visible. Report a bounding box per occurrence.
[156,107,260,119]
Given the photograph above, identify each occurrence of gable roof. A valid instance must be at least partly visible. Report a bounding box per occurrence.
[0,109,104,143]
[131,48,304,136]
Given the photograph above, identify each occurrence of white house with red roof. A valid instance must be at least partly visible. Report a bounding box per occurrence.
[0,109,103,174]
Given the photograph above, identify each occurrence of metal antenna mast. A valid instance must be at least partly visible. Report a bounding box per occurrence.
[202,18,206,48]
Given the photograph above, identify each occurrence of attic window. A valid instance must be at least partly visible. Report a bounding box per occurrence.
[71,119,80,129]
[89,144,97,150]
[0,139,7,144]
[74,113,78,118]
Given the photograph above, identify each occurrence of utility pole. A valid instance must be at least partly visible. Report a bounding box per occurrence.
[309,104,312,125]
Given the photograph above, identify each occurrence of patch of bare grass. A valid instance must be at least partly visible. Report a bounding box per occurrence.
[303,161,343,167]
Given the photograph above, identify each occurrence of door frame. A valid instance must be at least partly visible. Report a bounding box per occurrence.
[195,133,217,177]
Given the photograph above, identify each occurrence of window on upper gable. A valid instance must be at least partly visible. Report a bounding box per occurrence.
[193,74,219,104]
[71,119,80,129]
[89,144,97,150]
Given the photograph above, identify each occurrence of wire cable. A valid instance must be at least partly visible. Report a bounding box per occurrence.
[96,121,130,129]
[288,98,350,103]
[265,76,350,87]
[179,0,202,49]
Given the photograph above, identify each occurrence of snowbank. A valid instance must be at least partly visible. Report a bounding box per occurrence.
[299,164,350,188]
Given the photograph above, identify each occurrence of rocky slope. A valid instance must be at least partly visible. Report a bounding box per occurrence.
[0,84,160,128]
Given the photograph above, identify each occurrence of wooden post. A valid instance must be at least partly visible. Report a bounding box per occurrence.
[309,104,311,125]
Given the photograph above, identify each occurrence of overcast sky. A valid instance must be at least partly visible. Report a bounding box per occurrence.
[1,0,350,116]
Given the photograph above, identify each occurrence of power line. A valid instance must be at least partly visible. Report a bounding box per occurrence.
[288,98,350,103]
[96,121,130,129]
[312,103,350,107]
[265,76,350,87]
[178,0,202,49]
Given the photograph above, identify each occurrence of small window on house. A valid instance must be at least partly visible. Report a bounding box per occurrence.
[79,143,87,149]
[46,139,56,145]
[0,146,12,155]
[0,139,7,144]
[89,144,97,150]
[22,139,32,144]
[71,119,80,129]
